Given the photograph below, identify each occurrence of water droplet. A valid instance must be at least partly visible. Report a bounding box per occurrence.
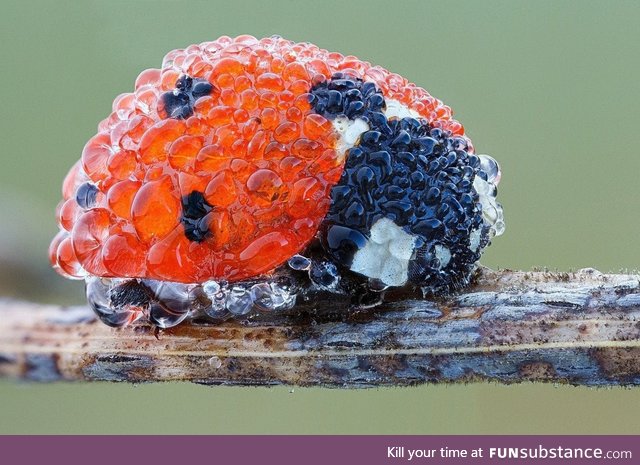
[148,302,189,328]
[86,277,141,327]
[309,261,340,290]
[202,280,228,318]
[250,282,296,312]
[226,286,254,315]
[143,280,194,328]
[478,154,501,185]
[203,280,221,295]
[208,356,222,369]
[287,254,311,271]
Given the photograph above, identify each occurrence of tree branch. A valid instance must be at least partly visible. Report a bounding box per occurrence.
[1,268,640,386]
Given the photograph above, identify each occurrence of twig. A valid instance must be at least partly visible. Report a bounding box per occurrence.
[1,268,640,386]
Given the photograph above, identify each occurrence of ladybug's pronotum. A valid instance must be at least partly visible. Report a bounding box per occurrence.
[49,35,504,328]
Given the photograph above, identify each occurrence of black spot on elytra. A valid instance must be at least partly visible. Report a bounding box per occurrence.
[161,75,213,119]
[181,191,214,242]
[75,182,98,209]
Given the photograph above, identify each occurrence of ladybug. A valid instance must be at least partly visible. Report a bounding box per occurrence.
[49,35,504,328]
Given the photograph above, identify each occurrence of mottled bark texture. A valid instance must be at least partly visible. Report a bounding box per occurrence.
[1,268,640,386]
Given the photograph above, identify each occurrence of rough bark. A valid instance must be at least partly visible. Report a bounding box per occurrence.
[1,268,640,387]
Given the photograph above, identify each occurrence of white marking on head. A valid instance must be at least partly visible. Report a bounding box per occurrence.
[350,218,417,287]
[332,116,369,162]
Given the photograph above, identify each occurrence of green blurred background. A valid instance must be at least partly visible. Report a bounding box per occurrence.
[1,0,640,434]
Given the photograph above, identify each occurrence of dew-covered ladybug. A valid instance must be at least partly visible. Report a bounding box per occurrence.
[49,35,504,328]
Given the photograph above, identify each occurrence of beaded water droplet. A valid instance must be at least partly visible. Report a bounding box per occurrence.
[144,280,196,328]
[86,277,143,327]
[225,286,254,316]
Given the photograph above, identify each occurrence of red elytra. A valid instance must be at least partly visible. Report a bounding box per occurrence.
[51,35,469,284]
